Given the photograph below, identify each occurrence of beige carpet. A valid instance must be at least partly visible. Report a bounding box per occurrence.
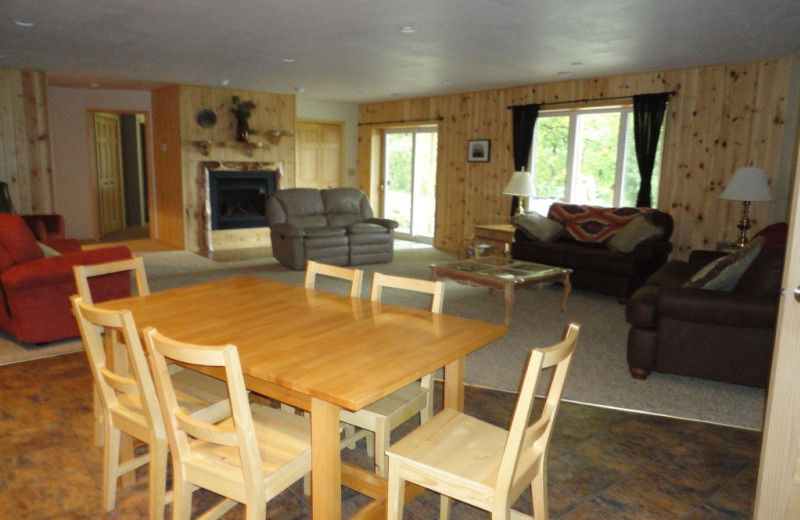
[0,242,767,430]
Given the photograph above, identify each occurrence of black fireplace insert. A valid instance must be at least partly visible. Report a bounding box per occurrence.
[208,170,277,230]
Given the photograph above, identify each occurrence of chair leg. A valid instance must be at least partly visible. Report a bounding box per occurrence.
[103,425,121,512]
[374,420,389,478]
[149,439,169,520]
[531,467,549,520]
[172,475,193,520]
[386,459,405,520]
[93,386,104,447]
[365,431,375,457]
[440,494,452,520]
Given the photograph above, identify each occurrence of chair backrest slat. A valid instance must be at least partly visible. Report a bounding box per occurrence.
[74,256,149,304]
[304,260,364,298]
[370,272,444,313]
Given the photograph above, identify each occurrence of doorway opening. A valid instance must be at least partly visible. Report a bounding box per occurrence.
[382,126,438,243]
[91,111,150,241]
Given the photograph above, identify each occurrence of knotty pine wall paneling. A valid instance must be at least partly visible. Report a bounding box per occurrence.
[0,68,53,214]
[358,58,795,260]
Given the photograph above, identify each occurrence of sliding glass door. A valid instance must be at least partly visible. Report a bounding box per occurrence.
[383,127,438,242]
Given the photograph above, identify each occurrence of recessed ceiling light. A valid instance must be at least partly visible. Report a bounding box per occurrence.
[557,71,573,76]
[220,79,230,86]
[12,19,36,27]
[400,26,417,34]
[293,87,305,94]
[282,58,296,63]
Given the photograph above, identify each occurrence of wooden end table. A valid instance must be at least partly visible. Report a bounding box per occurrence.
[473,224,515,257]
[430,257,572,327]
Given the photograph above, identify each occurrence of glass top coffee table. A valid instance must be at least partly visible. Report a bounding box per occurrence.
[430,257,572,327]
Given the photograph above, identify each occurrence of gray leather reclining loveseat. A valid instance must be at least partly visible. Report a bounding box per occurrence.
[267,187,398,270]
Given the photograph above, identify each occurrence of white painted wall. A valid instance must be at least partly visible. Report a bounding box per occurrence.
[296,98,359,187]
[48,87,152,240]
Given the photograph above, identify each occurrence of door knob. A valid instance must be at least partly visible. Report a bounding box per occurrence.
[794,286,800,302]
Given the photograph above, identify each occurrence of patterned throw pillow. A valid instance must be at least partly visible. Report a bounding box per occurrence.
[684,237,764,291]
[606,214,664,254]
[512,212,563,242]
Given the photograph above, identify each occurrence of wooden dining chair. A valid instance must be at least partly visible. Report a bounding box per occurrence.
[74,256,151,447]
[303,259,364,297]
[73,256,150,304]
[338,272,445,477]
[70,295,230,520]
[385,322,581,520]
[143,327,312,520]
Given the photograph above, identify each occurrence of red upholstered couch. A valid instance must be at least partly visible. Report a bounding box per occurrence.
[0,213,132,343]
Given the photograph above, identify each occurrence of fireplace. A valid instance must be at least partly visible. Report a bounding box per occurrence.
[208,169,277,230]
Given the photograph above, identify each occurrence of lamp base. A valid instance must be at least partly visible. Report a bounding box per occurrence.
[732,200,752,248]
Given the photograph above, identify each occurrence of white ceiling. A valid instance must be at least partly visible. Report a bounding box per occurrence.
[2,0,800,104]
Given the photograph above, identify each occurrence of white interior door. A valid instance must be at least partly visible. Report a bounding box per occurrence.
[754,143,800,518]
[94,113,125,236]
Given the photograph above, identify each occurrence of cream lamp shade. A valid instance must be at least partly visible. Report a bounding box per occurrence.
[504,170,535,217]
[720,166,773,247]
[720,167,773,202]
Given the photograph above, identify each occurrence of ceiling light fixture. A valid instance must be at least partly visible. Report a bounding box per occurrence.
[557,71,572,76]
[400,26,417,34]
[293,87,305,94]
[12,19,36,27]
[220,79,230,86]
[282,58,296,63]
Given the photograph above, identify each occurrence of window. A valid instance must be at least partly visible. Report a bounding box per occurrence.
[528,106,664,215]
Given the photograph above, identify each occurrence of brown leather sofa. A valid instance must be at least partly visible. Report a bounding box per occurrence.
[510,203,674,299]
[625,223,787,387]
[267,187,398,270]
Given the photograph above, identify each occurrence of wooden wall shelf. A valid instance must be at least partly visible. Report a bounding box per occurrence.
[192,140,265,157]
[251,130,294,145]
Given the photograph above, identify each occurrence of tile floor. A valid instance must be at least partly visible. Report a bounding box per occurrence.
[0,352,760,519]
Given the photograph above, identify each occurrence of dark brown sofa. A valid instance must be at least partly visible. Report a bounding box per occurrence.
[625,223,787,387]
[510,203,674,299]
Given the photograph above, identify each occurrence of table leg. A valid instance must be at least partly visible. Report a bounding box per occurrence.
[503,286,514,327]
[311,397,342,520]
[561,274,571,313]
[443,358,465,411]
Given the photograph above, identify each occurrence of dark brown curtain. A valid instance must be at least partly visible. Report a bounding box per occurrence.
[510,104,541,216]
[633,93,670,207]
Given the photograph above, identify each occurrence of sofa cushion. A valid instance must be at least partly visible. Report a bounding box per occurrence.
[607,214,664,254]
[348,222,389,234]
[684,237,763,291]
[512,212,563,242]
[0,214,44,264]
[303,226,347,238]
[737,244,785,297]
[548,203,653,244]
[322,188,373,227]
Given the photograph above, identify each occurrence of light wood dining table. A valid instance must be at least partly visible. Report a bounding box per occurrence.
[96,275,507,519]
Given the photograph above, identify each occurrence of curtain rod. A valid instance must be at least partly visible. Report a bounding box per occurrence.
[507,90,677,110]
[359,116,444,126]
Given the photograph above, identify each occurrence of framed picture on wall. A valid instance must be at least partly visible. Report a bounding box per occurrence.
[468,139,491,162]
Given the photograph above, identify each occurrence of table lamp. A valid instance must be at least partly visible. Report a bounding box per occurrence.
[504,169,535,218]
[719,166,773,247]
